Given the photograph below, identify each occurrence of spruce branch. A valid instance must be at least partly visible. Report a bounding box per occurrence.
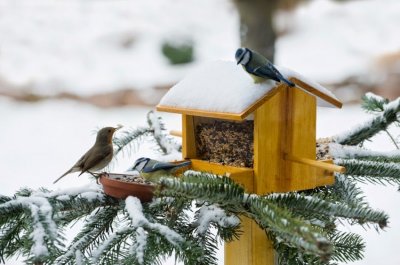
[329,231,365,263]
[330,143,400,163]
[328,175,367,208]
[55,205,120,265]
[246,196,332,259]
[361,92,388,113]
[335,97,400,146]
[113,127,153,157]
[91,226,134,265]
[159,174,332,259]
[147,111,181,154]
[0,189,62,263]
[275,230,365,265]
[112,111,182,160]
[336,158,400,185]
[158,172,246,210]
[268,192,388,229]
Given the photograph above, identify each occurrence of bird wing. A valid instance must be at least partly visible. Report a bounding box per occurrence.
[265,62,295,86]
[143,161,191,173]
[252,65,280,82]
[79,146,113,175]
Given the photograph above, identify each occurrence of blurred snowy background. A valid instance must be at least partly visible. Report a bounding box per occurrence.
[0,0,399,264]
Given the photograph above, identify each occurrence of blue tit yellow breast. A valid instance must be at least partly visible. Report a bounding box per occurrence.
[140,170,173,183]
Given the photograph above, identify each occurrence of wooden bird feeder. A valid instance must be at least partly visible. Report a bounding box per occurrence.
[156,60,345,265]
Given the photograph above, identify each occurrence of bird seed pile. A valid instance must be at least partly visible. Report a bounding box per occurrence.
[108,173,153,185]
[195,120,254,167]
[316,137,334,160]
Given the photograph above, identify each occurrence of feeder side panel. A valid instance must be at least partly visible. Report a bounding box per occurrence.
[182,114,197,159]
[190,159,254,191]
[285,88,317,190]
[254,86,287,193]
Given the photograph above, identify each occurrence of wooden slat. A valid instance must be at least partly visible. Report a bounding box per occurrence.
[254,86,287,193]
[291,77,343,108]
[190,159,254,191]
[225,217,253,265]
[157,78,341,120]
[315,159,338,186]
[285,154,346,173]
[169,130,182,137]
[157,105,245,121]
[284,87,317,191]
[252,222,275,265]
[182,115,197,159]
[156,86,282,121]
[237,86,281,119]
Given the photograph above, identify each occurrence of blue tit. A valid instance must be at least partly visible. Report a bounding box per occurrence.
[131,157,191,183]
[235,47,295,87]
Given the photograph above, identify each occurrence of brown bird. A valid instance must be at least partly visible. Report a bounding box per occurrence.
[53,126,122,184]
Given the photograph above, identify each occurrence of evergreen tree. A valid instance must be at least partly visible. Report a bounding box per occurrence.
[0,95,399,264]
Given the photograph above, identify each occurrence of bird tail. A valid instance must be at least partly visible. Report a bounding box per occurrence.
[279,75,295,87]
[53,169,72,184]
[175,160,191,169]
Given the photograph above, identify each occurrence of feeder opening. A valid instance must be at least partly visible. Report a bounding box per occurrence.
[194,117,254,168]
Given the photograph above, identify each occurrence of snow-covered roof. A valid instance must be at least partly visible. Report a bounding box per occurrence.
[157,61,341,120]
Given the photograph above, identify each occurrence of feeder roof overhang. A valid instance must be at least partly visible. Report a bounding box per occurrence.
[157,61,342,121]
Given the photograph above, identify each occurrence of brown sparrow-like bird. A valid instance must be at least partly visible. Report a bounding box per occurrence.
[53,126,121,184]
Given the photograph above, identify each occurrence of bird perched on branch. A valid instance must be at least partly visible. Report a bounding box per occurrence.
[235,47,295,87]
[53,126,122,184]
[131,157,191,183]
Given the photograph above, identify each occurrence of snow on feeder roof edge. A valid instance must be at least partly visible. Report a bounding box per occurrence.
[157,60,341,120]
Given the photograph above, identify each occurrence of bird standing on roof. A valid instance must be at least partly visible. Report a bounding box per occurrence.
[53,126,122,184]
[235,47,295,87]
[131,157,191,183]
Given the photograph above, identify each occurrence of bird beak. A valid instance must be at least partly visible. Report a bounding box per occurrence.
[115,124,123,131]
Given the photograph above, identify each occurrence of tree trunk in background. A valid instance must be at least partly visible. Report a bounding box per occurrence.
[233,0,279,62]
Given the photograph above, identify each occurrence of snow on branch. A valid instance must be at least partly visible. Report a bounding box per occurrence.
[112,111,181,159]
[267,192,388,229]
[131,227,147,264]
[113,126,153,156]
[0,194,57,259]
[330,143,400,162]
[55,206,120,264]
[125,196,183,246]
[147,111,181,154]
[361,92,389,113]
[194,204,240,235]
[335,96,400,146]
[335,158,400,185]
[34,183,105,202]
[91,226,134,263]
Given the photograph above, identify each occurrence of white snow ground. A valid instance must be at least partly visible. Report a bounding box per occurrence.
[0,98,399,264]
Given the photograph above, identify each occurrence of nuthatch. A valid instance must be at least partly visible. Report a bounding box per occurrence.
[53,126,122,184]
[235,47,295,87]
[131,157,191,183]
